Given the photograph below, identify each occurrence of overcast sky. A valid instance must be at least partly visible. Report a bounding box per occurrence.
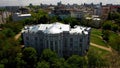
[0,0,120,6]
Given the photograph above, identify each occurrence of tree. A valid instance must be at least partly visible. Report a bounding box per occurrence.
[107,12,120,20]
[51,58,65,68]
[49,16,59,23]
[62,17,79,27]
[109,36,120,53]
[31,9,48,24]
[14,53,26,68]
[23,17,35,25]
[66,55,87,68]
[22,47,37,68]
[38,15,49,24]
[87,48,110,68]
[2,28,15,37]
[117,8,120,13]
[36,61,50,68]
[40,49,57,62]
[111,24,118,32]
[40,49,63,68]
[102,21,113,30]
[102,30,110,42]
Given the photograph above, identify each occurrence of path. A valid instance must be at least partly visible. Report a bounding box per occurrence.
[14,31,22,40]
[90,42,112,52]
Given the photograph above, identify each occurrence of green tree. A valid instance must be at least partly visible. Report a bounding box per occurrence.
[49,16,59,23]
[31,9,48,24]
[102,30,110,42]
[66,55,87,68]
[111,24,118,32]
[51,58,65,68]
[102,21,113,30]
[62,17,79,27]
[2,28,15,37]
[88,48,109,68]
[36,61,50,68]
[107,12,120,20]
[40,49,57,62]
[14,53,26,68]
[22,47,37,68]
[109,36,120,53]
[38,15,49,24]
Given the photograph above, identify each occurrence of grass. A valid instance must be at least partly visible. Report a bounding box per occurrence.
[91,28,102,36]
[90,28,108,47]
[89,45,110,56]
[109,31,119,40]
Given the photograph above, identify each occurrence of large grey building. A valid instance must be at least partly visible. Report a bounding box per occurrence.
[22,22,91,57]
[12,13,31,21]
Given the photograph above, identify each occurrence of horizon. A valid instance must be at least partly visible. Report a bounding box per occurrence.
[0,0,120,6]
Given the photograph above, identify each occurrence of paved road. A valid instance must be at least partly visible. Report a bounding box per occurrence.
[90,42,112,52]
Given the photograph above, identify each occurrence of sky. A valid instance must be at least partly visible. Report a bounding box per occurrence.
[0,0,120,6]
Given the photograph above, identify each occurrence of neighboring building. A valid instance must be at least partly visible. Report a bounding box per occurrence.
[86,15,101,28]
[92,15,101,28]
[12,13,31,21]
[71,10,85,19]
[0,11,11,24]
[101,6,110,19]
[49,9,71,19]
[93,4,102,16]
[22,22,91,57]
[110,5,120,12]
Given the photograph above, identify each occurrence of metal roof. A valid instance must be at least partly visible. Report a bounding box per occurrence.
[23,22,91,35]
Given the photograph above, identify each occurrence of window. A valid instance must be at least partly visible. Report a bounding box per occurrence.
[55,41,57,46]
[64,38,67,47]
[70,38,73,42]
[79,38,82,42]
[79,43,82,47]
[26,36,29,40]
[46,40,49,48]
[70,43,73,48]
[50,41,53,50]
[35,37,37,41]
[55,41,58,53]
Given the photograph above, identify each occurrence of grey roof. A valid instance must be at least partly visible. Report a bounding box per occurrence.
[22,22,91,34]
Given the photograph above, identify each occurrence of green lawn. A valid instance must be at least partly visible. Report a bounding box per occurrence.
[91,28,102,36]
[109,31,119,40]
[91,28,108,47]
[89,45,110,56]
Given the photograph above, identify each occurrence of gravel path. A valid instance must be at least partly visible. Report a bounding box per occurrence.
[90,42,112,52]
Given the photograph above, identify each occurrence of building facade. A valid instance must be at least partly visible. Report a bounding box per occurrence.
[22,22,91,57]
[12,13,31,21]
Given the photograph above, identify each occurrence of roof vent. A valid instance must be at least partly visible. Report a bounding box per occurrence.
[46,27,48,29]
[60,27,61,29]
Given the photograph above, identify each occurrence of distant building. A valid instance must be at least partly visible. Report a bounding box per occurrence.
[12,13,31,21]
[71,10,85,19]
[93,4,102,16]
[101,6,110,19]
[50,9,71,19]
[22,22,91,57]
[0,11,11,24]
[86,15,101,28]
[110,5,120,12]
[92,15,101,28]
